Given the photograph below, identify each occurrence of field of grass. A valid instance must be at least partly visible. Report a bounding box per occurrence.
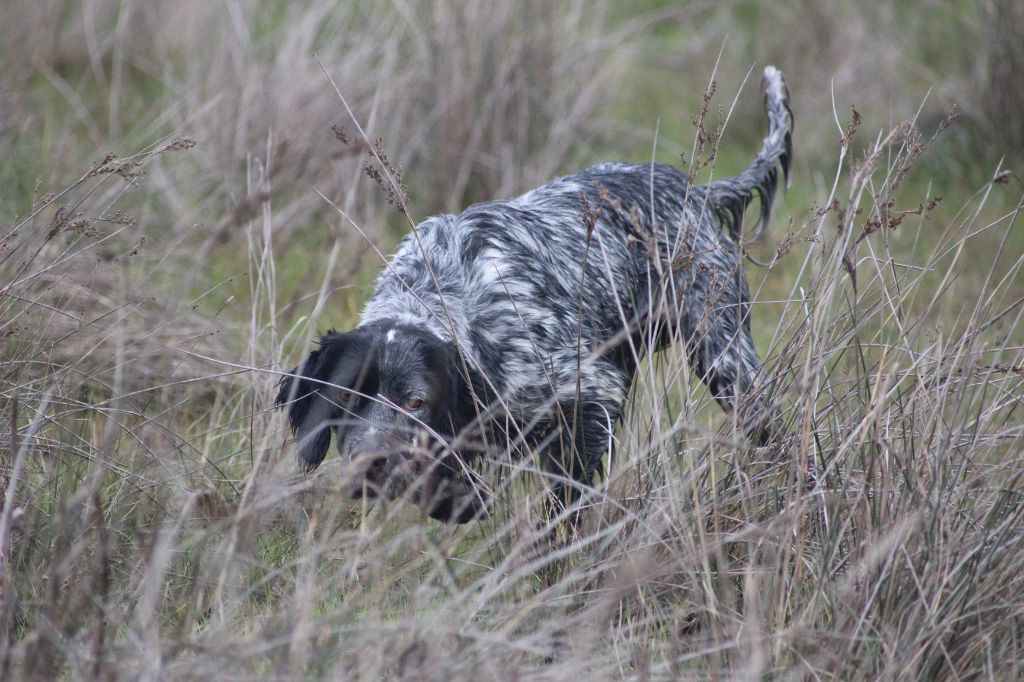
[2,1,1023,679]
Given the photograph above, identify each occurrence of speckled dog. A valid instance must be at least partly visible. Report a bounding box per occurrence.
[278,66,793,522]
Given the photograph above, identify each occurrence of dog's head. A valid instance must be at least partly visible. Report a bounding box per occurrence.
[276,322,487,522]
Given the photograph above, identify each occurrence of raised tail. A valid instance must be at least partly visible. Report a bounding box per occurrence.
[704,65,793,243]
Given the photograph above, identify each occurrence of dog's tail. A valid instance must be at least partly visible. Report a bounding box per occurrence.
[703,66,793,243]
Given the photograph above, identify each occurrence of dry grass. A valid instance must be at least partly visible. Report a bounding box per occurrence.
[2,1,1024,680]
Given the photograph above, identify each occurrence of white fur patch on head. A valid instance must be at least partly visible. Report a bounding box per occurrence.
[386,329,397,344]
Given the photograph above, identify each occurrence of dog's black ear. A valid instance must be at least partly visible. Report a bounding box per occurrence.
[433,348,491,523]
[441,345,489,452]
[276,347,333,471]
[277,349,316,412]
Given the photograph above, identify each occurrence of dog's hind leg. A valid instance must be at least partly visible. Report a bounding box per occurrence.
[674,249,782,446]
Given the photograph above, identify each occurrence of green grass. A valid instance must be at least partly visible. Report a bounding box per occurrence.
[2,1,1024,680]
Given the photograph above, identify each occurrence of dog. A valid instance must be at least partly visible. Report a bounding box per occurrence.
[277,66,792,523]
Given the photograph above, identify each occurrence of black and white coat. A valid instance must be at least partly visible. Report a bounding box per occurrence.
[278,67,793,522]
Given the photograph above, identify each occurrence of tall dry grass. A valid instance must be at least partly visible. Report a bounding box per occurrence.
[2,1,1024,679]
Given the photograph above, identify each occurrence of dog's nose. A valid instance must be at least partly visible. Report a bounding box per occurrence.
[350,450,388,476]
[343,450,390,498]
[366,454,388,477]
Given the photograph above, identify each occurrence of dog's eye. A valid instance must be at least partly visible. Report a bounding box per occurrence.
[405,397,424,411]
[338,390,355,403]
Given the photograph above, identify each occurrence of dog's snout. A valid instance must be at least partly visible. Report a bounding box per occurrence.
[340,450,387,499]
[350,450,389,477]
[366,453,388,472]
[367,452,390,481]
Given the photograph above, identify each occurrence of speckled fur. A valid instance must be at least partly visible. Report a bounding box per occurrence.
[284,67,793,515]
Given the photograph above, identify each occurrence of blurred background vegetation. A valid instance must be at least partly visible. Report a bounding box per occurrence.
[2,0,1020,339]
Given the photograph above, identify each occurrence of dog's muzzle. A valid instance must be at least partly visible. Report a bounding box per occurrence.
[341,449,485,522]
[340,449,413,500]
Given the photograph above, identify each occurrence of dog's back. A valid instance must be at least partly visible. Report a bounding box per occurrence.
[361,162,686,408]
